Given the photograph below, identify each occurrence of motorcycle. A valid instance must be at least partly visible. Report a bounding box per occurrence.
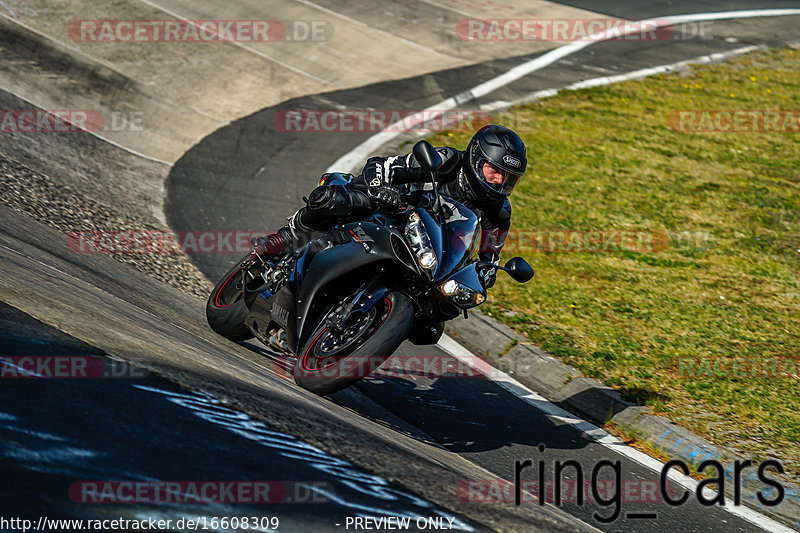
[206,141,534,395]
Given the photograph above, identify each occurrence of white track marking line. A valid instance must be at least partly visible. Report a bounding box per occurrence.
[479,44,766,112]
[325,9,800,174]
[0,243,197,345]
[293,0,454,58]
[0,12,118,72]
[324,8,800,532]
[0,12,228,124]
[2,240,287,382]
[436,336,797,533]
[134,0,337,87]
[412,0,496,20]
[0,88,173,166]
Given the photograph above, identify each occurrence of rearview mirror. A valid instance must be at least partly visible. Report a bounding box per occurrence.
[504,257,534,283]
[413,140,443,172]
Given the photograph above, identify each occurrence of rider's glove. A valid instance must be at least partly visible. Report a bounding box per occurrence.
[479,263,498,288]
[361,159,385,188]
[484,267,497,288]
[367,186,403,213]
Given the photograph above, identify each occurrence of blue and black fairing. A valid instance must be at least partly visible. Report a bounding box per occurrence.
[246,215,415,353]
[414,196,481,282]
[416,196,489,309]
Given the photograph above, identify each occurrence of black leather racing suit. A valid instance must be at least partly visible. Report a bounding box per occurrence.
[352,146,511,267]
[270,146,512,344]
[282,146,511,272]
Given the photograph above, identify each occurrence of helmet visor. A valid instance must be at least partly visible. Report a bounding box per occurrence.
[475,159,523,195]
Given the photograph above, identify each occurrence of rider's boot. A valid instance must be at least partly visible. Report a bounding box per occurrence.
[251,230,289,258]
[252,185,373,259]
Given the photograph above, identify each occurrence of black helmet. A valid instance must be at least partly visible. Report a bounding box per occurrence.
[465,124,527,203]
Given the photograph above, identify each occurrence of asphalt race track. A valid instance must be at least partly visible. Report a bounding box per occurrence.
[0,302,481,533]
[1,1,799,532]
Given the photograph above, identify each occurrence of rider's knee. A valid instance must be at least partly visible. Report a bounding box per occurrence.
[306,185,352,218]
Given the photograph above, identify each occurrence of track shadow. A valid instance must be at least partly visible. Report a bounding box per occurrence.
[343,362,589,455]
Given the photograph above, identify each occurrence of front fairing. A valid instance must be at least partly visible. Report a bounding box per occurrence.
[443,262,487,309]
[416,197,481,282]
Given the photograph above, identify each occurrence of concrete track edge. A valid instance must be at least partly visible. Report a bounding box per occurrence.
[335,13,800,528]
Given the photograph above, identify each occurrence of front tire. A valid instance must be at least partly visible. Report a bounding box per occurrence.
[206,254,256,341]
[294,291,413,395]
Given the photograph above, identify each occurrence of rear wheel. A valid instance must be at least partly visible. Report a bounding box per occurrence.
[206,254,258,341]
[294,291,413,395]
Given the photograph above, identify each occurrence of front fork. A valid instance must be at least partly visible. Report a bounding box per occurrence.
[323,279,389,335]
[240,251,288,301]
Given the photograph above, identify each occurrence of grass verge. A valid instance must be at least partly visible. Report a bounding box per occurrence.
[428,48,800,479]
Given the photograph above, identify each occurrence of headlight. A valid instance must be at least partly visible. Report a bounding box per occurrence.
[405,212,437,271]
[440,279,486,307]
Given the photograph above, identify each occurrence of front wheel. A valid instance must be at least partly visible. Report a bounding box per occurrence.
[206,254,257,341]
[294,291,413,395]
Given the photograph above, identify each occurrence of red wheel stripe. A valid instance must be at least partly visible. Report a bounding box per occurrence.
[214,266,242,308]
[301,297,393,373]
[214,253,259,308]
[302,328,329,371]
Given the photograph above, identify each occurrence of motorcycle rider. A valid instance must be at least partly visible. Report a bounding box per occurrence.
[253,124,527,289]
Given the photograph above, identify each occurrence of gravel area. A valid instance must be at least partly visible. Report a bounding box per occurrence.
[0,153,213,299]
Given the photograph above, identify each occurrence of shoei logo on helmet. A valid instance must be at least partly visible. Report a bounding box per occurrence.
[503,155,521,168]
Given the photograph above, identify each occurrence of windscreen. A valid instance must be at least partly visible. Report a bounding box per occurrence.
[434,197,480,280]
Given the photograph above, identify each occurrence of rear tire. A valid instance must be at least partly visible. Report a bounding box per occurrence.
[206,254,256,341]
[294,291,413,395]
